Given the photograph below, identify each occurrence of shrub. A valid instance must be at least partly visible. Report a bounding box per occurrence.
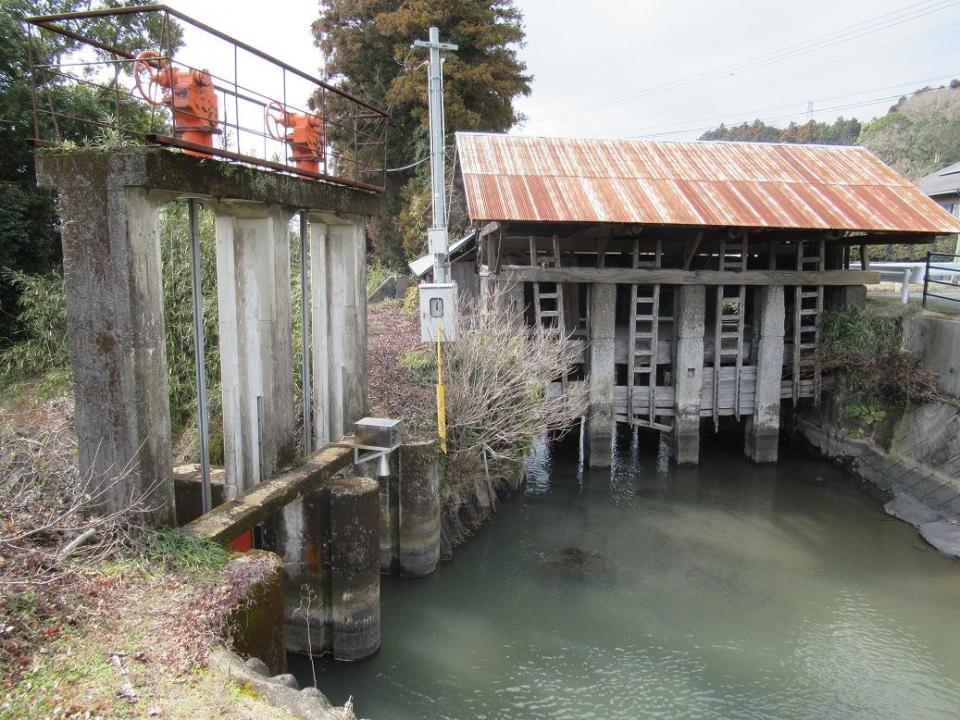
[440,283,588,468]
[366,261,392,298]
[398,348,434,375]
[819,306,944,404]
[401,283,419,316]
[0,269,70,389]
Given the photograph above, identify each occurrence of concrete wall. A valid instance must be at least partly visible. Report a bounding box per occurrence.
[904,313,960,397]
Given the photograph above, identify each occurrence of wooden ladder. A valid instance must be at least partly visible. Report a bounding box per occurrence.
[530,235,566,330]
[627,239,671,432]
[792,238,824,403]
[713,235,748,430]
[530,234,569,393]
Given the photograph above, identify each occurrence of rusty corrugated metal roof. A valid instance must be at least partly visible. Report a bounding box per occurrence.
[456,132,960,234]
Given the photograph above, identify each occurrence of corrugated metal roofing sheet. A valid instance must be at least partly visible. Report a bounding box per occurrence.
[456,132,960,234]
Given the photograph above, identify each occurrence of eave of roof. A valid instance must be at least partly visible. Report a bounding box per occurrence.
[456,132,960,235]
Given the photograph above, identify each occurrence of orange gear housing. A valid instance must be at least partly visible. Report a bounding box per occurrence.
[133,50,219,156]
[265,101,325,174]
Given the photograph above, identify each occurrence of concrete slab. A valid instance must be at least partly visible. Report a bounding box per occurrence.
[884,494,942,527]
[920,521,960,559]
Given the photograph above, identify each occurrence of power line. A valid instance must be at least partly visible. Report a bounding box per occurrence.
[582,20,960,137]
[598,72,960,138]
[532,0,960,122]
[627,91,927,140]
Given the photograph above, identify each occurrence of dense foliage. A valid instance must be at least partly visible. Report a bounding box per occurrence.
[818,306,943,405]
[0,0,180,346]
[699,80,960,182]
[701,116,862,145]
[313,0,531,264]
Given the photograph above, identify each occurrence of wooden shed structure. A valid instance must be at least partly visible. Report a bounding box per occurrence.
[456,132,960,466]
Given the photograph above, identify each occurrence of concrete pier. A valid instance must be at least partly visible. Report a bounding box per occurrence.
[745,286,785,463]
[330,476,381,661]
[35,155,174,524]
[214,204,297,496]
[397,441,442,576]
[671,286,705,465]
[587,284,616,467]
[309,215,368,444]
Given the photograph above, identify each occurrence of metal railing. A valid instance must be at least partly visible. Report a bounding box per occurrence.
[25,5,388,192]
[922,252,960,308]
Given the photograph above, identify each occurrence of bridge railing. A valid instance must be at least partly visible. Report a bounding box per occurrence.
[922,252,960,309]
[25,4,388,192]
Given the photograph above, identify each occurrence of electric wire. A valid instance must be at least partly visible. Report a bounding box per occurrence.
[532,0,960,122]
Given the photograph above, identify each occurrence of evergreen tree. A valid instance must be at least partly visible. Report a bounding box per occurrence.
[313,0,531,264]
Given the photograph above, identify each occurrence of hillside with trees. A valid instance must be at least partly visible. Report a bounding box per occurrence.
[700,80,960,182]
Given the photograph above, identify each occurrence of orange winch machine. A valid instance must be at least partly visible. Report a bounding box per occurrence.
[265,100,325,174]
[133,50,219,156]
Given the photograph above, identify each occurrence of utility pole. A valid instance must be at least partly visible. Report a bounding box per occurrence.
[414,27,457,283]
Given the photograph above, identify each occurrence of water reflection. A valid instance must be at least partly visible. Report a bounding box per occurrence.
[297,427,960,720]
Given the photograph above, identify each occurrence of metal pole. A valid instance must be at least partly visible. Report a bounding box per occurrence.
[188,199,212,514]
[414,27,457,283]
[923,251,931,308]
[299,211,312,455]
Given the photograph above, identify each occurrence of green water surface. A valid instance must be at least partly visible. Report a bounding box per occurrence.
[294,427,960,719]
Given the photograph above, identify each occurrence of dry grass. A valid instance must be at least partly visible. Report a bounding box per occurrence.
[2,562,315,720]
[365,300,434,434]
[0,397,318,720]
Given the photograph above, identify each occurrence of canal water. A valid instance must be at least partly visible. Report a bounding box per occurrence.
[294,427,960,719]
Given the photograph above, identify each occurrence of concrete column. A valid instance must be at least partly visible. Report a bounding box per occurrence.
[40,162,174,524]
[745,286,785,463]
[671,285,705,465]
[308,221,331,447]
[214,204,297,497]
[311,216,367,442]
[587,283,616,467]
[330,476,380,661]
[398,440,441,576]
[273,488,332,657]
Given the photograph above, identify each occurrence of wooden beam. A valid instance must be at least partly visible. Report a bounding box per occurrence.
[479,221,500,239]
[501,266,880,286]
[182,441,355,545]
[682,232,703,270]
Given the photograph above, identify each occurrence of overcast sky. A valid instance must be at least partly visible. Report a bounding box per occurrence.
[163,0,960,143]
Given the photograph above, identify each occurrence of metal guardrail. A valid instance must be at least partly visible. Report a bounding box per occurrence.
[923,252,960,308]
[25,5,388,192]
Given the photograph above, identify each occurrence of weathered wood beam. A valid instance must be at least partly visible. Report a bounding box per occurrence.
[182,441,355,545]
[501,266,880,286]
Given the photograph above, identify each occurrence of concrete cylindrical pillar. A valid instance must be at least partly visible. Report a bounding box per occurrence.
[330,476,380,661]
[398,441,442,576]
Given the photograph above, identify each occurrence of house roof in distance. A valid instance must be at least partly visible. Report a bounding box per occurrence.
[917,161,960,199]
[456,132,960,235]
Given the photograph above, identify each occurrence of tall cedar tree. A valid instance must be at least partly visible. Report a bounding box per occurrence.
[313,0,531,265]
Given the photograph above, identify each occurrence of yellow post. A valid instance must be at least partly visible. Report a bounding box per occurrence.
[435,322,447,453]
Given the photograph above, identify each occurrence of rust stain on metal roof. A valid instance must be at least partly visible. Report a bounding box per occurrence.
[456,132,960,234]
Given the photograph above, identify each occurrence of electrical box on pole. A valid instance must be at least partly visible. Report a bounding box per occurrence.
[414,26,458,342]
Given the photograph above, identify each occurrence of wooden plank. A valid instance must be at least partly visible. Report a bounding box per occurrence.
[182,441,355,545]
[502,267,879,286]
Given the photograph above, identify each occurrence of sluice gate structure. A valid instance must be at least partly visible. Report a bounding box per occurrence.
[26,6,420,668]
[457,132,960,467]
